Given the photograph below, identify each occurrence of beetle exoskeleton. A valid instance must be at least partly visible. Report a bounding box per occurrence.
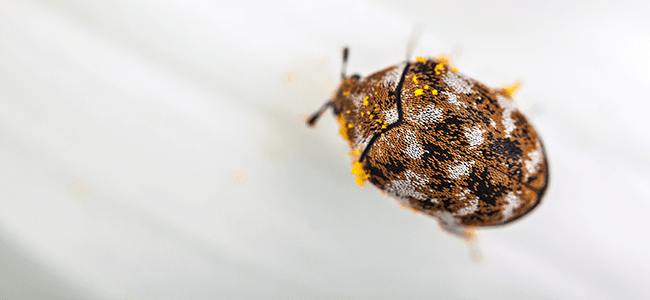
[307,48,548,237]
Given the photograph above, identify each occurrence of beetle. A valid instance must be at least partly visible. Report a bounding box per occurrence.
[307,48,548,238]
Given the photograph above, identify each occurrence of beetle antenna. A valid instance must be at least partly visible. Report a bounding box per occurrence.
[307,101,333,127]
[405,24,423,60]
[307,48,348,127]
[341,47,349,80]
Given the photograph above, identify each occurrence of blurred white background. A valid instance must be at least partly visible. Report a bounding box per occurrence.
[1,0,649,299]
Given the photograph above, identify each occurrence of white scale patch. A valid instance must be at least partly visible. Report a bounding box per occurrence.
[385,170,429,201]
[381,61,407,87]
[403,129,425,159]
[463,125,486,148]
[407,104,443,125]
[502,191,522,220]
[401,88,411,101]
[456,189,479,216]
[384,107,398,124]
[379,133,393,146]
[448,161,475,179]
[496,94,517,137]
[442,91,466,108]
[350,93,365,108]
[443,71,475,94]
[524,144,543,180]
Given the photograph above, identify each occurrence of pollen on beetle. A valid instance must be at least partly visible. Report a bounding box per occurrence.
[307,49,548,237]
[502,81,522,98]
[435,54,451,64]
[351,161,370,187]
[434,63,444,75]
[337,115,349,141]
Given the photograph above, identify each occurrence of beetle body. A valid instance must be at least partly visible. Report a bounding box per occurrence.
[308,51,548,237]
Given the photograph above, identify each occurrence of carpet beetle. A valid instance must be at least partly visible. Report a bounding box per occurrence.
[307,48,548,238]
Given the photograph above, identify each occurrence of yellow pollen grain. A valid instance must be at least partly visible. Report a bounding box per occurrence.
[502,81,522,98]
[351,161,370,187]
[381,133,385,136]
[374,92,377,95]
[434,63,444,75]
[381,125,387,129]
[358,125,362,128]
[369,114,374,119]
[354,149,360,155]
[337,115,349,141]
[414,89,424,96]
[376,119,382,123]
[348,123,353,128]
[286,72,297,83]
[412,75,418,84]
[346,110,351,114]
[452,67,458,73]
[432,89,438,96]
[343,90,350,96]
[424,85,429,89]
[416,56,428,63]
[435,55,451,64]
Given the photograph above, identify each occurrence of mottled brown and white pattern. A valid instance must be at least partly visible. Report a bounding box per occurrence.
[309,56,549,237]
